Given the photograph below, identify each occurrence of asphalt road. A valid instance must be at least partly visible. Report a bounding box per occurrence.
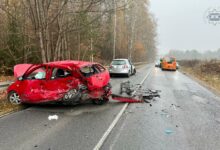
[1,65,220,150]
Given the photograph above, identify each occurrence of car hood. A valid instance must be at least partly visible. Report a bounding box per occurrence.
[14,64,33,78]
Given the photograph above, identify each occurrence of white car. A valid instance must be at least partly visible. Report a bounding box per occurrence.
[109,59,136,77]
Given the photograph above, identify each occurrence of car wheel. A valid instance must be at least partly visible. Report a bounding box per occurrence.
[8,91,21,105]
[92,97,109,105]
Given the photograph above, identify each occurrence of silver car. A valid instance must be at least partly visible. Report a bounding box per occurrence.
[109,59,136,77]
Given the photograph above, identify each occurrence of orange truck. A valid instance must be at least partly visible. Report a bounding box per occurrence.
[161,56,177,71]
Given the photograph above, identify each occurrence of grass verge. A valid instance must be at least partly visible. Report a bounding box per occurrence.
[0,90,23,116]
[179,60,220,94]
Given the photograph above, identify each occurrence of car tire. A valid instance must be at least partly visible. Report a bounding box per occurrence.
[8,91,22,105]
[92,97,109,105]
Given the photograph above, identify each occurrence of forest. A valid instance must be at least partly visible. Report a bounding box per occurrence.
[167,49,220,60]
[0,0,157,74]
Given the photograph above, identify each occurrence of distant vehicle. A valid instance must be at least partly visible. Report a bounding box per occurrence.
[161,56,177,71]
[155,61,160,67]
[7,61,111,105]
[155,59,162,68]
[109,59,136,77]
[176,62,179,69]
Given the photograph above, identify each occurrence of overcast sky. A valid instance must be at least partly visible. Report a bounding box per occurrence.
[149,0,220,55]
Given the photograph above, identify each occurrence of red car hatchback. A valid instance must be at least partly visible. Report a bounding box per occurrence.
[7,61,111,105]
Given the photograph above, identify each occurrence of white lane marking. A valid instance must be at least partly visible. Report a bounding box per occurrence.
[93,67,153,150]
[93,103,128,150]
[140,67,153,85]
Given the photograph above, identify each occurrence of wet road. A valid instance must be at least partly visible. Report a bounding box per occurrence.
[1,66,220,150]
[103,68,220,150]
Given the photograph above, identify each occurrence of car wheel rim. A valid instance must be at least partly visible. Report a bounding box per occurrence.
[9,92,21,105]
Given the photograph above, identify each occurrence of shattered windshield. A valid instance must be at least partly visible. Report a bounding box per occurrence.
[26,67,46,80]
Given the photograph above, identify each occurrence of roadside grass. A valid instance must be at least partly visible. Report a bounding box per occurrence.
[0,90,23,116]
[0,76,14,82]
[179,60,220,93]
[0,76,21,116]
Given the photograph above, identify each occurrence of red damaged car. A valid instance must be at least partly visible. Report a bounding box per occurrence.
[7,61,111,105]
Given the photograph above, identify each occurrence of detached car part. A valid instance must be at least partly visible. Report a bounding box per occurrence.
[111,81,160,103]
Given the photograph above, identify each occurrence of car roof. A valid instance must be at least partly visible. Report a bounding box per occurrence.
[46,60,95,69]
[112,59,128,61]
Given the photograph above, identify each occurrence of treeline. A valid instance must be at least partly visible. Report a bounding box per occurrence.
[168,49,220,60]
[0,0,157,72]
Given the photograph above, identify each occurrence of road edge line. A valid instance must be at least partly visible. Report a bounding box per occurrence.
[0,109,21,118]
[93,66,153,150]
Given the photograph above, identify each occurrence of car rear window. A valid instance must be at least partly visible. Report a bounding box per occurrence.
[164,57,175,63]
[111,60,126,65]
[95,64,106,72]
[80,66,96,77]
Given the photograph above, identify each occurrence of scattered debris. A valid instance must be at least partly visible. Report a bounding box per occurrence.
[149,104,152,107]
[136,106,144,109]
[171,104,181,108]
[160,111,169,118]
[161,114,169,118]
[126,111,134,114]
[215,118,220,124]
[111,94,143,103]
[85,135,89,138]
[48,115,59,121]
[165,128,173,135]
[144,100,150,103]
[34,145,38,148]
[111,81,161,103]
[161,109,168,113]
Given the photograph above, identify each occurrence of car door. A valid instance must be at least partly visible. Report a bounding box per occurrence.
[19,65,49,103]
[43,67,80,101]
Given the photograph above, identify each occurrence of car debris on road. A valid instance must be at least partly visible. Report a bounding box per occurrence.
[48,115,59,121]
[165,128,174,135]
[111,81,161,103]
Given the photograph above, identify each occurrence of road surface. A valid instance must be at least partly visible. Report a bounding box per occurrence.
[1,65,220,150]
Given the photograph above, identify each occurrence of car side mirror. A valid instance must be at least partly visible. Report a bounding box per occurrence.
[18,76,23,81]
